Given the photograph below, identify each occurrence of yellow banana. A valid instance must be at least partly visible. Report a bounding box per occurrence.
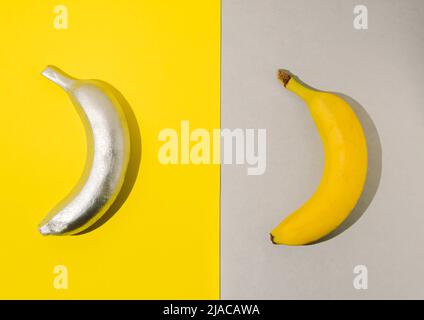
[271,70,368,245]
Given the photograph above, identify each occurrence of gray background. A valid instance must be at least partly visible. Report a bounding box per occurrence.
[221,0,424,299]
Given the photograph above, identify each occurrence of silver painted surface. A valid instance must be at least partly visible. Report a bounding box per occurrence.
[39,66,130,235]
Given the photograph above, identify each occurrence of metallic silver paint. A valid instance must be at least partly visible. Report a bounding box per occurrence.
[39,66,130,235]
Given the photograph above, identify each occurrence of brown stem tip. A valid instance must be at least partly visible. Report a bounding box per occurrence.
[277,69,291,87]
[270,233,278,245]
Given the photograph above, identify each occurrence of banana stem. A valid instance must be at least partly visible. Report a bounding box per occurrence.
[277,69,291,87]
[278,69,316,101]
[42,65,76,91]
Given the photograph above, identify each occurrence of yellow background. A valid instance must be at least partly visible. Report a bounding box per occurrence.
[0,0,220,299]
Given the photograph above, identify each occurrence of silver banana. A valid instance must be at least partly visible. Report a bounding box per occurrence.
[39,66,130,235]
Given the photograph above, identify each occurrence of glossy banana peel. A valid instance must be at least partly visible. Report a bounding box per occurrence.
[39,66,130,235]
[271,70,368,245]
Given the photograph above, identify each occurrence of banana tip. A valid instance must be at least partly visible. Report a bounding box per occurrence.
[270,233,278,245]
[39,224,53,236]
[277,69,291,87]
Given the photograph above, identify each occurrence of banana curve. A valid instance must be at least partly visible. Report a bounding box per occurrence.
[271,70,368,245]
[38,66,130,236]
